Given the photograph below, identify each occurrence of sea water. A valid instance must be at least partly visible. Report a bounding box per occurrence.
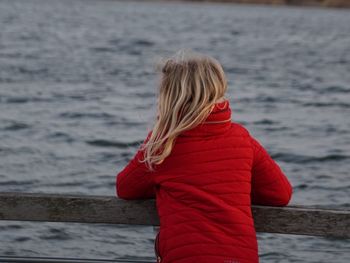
[0,0,349,262]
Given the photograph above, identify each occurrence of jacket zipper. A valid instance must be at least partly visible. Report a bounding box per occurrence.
[155,232,162,262]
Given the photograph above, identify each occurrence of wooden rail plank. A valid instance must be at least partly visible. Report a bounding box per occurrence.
[0,256,153,263]
[0,192,349,238]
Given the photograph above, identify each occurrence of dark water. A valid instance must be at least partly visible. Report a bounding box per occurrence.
[0,0,349,262]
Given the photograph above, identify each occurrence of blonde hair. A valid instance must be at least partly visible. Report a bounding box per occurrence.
[140,49,228,171]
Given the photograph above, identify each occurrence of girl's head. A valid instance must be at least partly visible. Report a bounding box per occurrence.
[141,49,228,170]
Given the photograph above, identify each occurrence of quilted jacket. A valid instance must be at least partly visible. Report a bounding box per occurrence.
[116,99,293,263]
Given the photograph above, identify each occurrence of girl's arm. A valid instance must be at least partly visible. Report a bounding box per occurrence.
[250,136,293,206]
[116,132,156,200]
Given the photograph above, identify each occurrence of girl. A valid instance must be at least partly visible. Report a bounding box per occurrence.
[116,49,293,263]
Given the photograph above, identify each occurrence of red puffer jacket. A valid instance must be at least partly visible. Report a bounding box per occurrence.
[116,100,293,263]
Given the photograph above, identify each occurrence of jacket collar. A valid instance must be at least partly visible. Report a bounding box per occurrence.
[179,99,232,137]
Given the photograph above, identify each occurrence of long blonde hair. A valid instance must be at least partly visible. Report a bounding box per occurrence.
[140,49,228,171]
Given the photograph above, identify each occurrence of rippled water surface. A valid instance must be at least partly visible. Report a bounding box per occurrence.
[0,0,349,262]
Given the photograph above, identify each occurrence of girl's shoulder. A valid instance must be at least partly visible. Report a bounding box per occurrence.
[230,122,251,137]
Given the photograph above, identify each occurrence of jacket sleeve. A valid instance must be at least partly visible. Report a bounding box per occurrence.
[250,136,293,206]
[116,132,156,200]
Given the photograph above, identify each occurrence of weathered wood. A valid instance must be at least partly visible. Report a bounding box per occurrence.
[252,205,350,238]
[0,192,159,226]
[0,192,349,238]
[0,256,151,263]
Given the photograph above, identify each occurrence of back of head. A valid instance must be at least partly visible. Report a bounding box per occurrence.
[141,49,228,170]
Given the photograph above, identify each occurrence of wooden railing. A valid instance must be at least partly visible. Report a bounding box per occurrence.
[0,192,349,238]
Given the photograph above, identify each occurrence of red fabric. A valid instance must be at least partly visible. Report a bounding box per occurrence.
[116,100,293,263]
